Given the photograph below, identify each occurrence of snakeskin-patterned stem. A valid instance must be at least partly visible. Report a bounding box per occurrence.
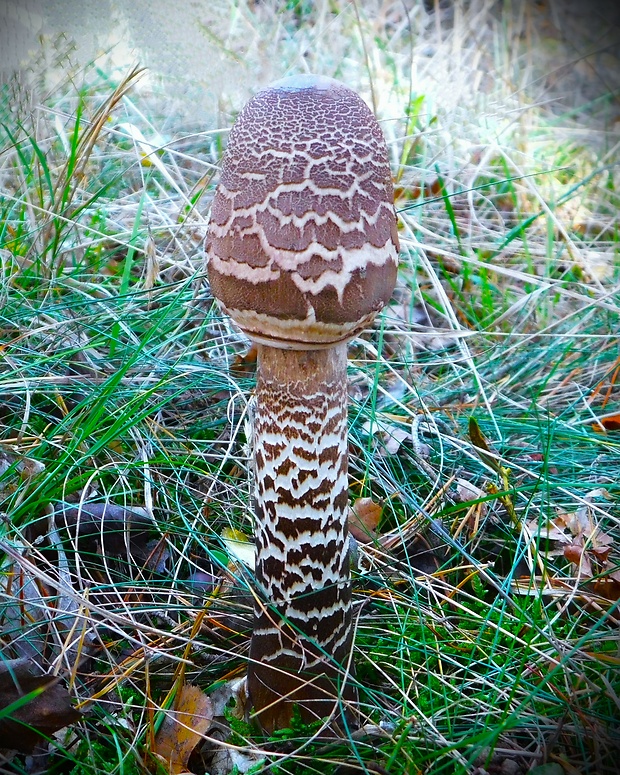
[247,343,356,732]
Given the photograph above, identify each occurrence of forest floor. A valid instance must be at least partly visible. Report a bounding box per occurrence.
[1,1,619,774]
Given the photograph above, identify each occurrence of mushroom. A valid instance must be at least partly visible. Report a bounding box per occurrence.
[206,74,399,733]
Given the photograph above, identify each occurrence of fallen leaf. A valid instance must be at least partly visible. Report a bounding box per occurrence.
[455,478,486,503]
[384,427,411,455]
[221,528,255,570]
[394,178,440,201]
[230,344,258,378]
[1,552,51,661]
[153,685,213,774]
[349,498,383,543]
[524,518,571,544]
[589,531,613,562]
[540,500,618,584]
[592,414,620,432]
[588,577,620,601]
[200,679,262,775]
[0,449,45,497]
[564,539,593,577]
[56,501,153,561]
[208,677,249,719]
[468,417,501,473]
[555,506,590,537]
[0,658,81,753]
[361,418,412,456]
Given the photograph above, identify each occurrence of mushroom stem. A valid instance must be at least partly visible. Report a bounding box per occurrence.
[248,342,356,732]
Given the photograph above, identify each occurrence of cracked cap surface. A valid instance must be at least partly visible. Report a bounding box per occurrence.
[206,74,399,348]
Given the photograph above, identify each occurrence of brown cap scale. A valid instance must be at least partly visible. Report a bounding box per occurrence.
[206,74,398,734]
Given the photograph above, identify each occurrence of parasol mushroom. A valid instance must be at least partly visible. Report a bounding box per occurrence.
[206,74,399,733]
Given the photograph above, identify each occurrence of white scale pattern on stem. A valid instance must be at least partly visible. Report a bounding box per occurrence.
[252,352,351,653]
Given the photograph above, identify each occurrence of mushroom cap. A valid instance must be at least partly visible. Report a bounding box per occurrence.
[206,74,399,348]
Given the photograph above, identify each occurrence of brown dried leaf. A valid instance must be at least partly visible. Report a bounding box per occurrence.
[592,414,620,432]
[563,539,593,577]
[153,685,213,774]
[56,501,154,564]
[349,498,383,543]
[590,530,614,562]
[230,344,257,378]
[588,577,620,601]
[383,426,411,455]
[555,507,591,537]
[455,478,486,503]
[468,417,501,473]
[0,658,81,753]
[524,518,571,543]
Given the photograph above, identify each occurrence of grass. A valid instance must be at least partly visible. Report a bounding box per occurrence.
[1,1,619,773]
